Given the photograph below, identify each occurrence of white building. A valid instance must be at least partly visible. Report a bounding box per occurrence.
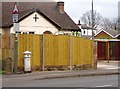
[0,1,80,35]
[77,20,96,39]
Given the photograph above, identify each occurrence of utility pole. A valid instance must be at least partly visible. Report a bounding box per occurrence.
[92,0,94,40]
[12,2,19,74]
[91,0,97,69]
[118,1,120,33]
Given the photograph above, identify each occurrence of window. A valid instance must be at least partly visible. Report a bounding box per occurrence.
[18,32,21,34]
[23,32,27,34]
[29,32,34,34]
[15,31,21,34]
[83,30,85,34]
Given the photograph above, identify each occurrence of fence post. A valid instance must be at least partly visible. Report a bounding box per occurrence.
[94,41,97,69]
[42,34,44,71]
[14,33,18,74]
[69,35,72,70]
[107,42,110,63]
[10,34,14,73]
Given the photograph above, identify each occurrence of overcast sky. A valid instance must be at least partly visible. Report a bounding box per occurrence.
[56,0,119,23]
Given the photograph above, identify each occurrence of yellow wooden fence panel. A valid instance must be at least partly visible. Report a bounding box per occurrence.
[18,34,25,68]
[72,36,80,65]
[18,34,42,70]
[44,35,70,66]
[2,34,93,71]
[32,34,42,69]
[72,37,93,65]
[44,34,53,65]
[57,35,70,66]
[18,34,93,69]
[53,35,59,65]
[1,34,11,60]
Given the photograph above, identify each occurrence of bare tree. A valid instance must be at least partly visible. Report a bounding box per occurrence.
[101,18,118,30]
[81,10,102,29]
[101,18,112,30]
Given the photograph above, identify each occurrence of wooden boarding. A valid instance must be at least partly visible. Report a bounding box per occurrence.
[2,34,94,71]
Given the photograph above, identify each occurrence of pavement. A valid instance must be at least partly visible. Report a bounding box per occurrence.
[1,61,120,82]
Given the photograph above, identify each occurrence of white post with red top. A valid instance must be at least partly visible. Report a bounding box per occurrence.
[12,2,19,74]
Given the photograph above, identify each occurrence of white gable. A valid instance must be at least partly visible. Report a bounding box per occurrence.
[10,12,58,34]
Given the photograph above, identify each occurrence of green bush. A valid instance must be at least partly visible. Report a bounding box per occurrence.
[0,70,5,75]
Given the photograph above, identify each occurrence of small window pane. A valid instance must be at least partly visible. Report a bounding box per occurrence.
[84,30,85,34]
[15,31,21,34]
[23,32,27,34]
[29,32,34,34]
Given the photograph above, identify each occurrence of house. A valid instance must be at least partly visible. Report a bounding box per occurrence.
[95,29,120,40]
[77,20,96,39]
[0,1,80,35]
[94,29,120,60]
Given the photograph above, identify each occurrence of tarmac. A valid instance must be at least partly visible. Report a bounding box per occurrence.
[1,61,120,82]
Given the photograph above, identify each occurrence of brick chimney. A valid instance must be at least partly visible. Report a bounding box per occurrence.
[78,20,81,25]
[57,1,64,14]
[77,20,81,29]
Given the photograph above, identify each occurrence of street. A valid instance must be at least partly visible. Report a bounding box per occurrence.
[2,75,118,87]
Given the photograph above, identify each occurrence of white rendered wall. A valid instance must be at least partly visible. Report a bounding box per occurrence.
[10,12,58,34]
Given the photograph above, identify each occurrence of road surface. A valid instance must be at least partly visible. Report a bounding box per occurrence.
[2,75,119,87]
